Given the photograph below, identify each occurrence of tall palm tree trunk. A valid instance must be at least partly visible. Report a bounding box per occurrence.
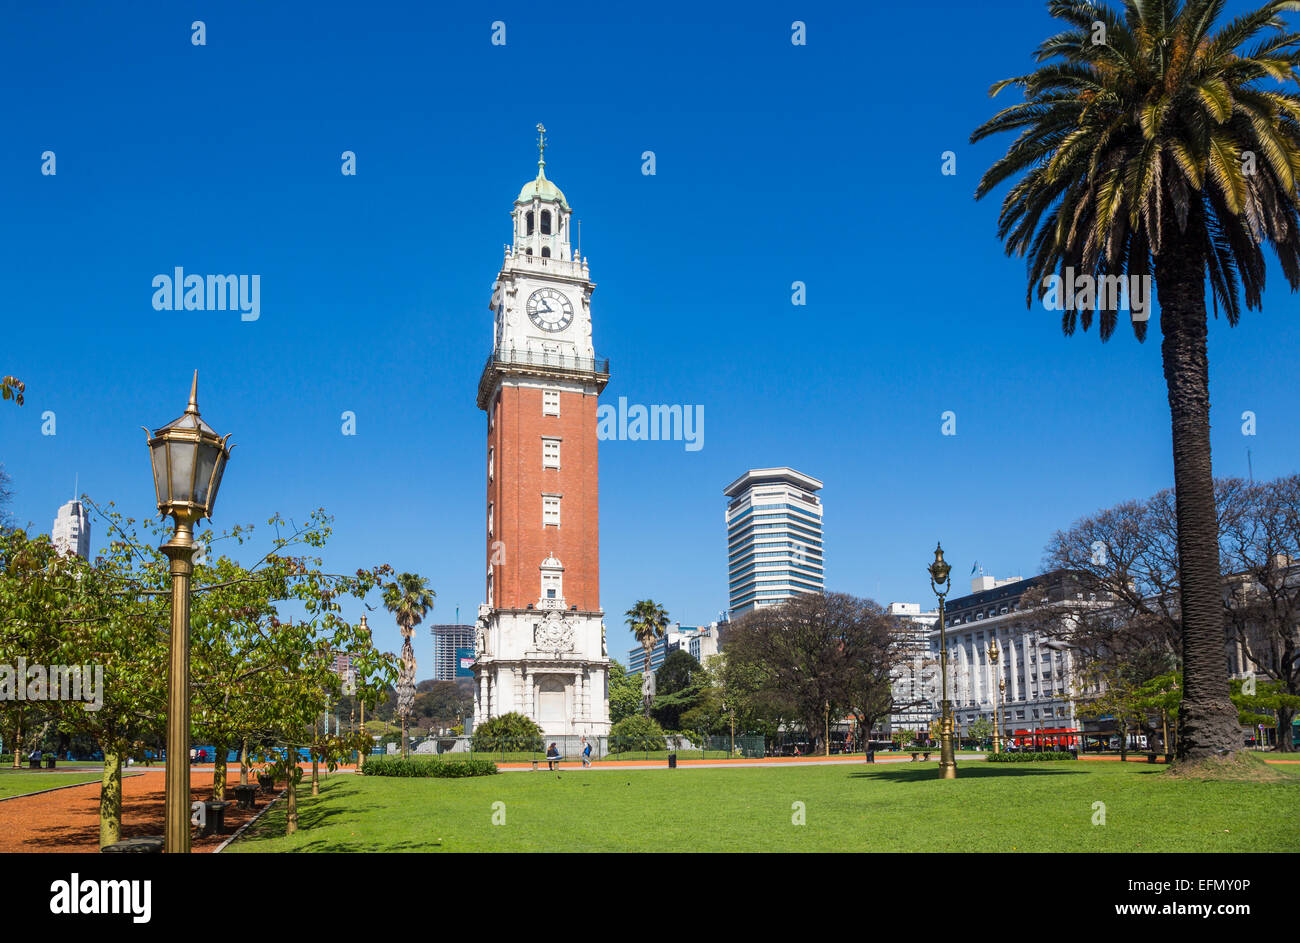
[1156,218,1241,760]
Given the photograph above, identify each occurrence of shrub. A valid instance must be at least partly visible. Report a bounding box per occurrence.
[361,756,499,778]
[987,751,1076,762]
[471,712,545,753]
[609,714,666,752]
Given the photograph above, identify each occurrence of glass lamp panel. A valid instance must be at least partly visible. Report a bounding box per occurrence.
[167,438,198,504]
[193,441,220,508]
[207,451,228,516]
[150,441,169,506]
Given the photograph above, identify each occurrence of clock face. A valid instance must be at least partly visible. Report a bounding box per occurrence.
[526,288,574,332]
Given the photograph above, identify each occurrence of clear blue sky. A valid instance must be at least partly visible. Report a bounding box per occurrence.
[3,0,1298,668]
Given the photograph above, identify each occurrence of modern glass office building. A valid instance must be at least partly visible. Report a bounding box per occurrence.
[430,624,476,681]
[724,467,824,617]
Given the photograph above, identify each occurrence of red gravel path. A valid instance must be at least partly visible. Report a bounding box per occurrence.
[0,767,344,853]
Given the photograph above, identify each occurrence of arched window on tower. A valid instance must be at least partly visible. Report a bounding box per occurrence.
[541,247,551,258]
[526,248,533,256]
[540,210,551,235]
[526,210,535,235]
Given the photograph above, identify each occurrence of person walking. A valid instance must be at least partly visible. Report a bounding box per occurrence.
[581,737,592,768]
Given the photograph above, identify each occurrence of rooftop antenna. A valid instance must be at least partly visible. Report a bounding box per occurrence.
[1247,447,1254,483]
[578,218,582,259]
[73,472,78,501]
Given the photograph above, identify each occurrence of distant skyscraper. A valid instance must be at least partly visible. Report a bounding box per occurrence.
[724,467,824,617]
[51,499,90,559]
[431,624,476,681]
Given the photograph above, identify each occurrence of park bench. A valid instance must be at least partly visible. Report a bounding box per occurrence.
[231,784,260,810]
[531,755,565,770]
[101,836,163,854]
[910,751,932,762]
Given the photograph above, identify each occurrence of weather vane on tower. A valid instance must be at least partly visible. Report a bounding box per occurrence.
[536,123,546,172]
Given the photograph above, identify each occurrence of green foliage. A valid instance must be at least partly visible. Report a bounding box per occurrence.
[609,714,666,752]
[607,660,642,725]
[967,718,994,742]
[360,756,498,778]
[987,751,1076,762]
[470,712,544,752]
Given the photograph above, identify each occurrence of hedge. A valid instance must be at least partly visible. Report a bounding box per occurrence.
[986,751,1076,762]
[360,756,499,778]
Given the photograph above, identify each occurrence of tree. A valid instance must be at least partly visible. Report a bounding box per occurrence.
[624,599,669,713]
[968,717,995,745]
[471,712,543,753]
[1,376,23,407]
[1219,475,1300,750]
[609,714,666,753]
[382,573,436,758]
[972,0,1300,761]
[724,592,897,755]
[606,660,643,725]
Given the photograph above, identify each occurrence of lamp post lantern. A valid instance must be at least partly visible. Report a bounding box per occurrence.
[928,543,957,779]
[145,371,232,853]
[988,637,1001,755]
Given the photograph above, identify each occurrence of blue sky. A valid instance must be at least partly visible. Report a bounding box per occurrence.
[3,0,1299,668]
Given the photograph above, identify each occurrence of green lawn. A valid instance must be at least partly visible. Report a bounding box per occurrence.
[0,770,111,799]
[227,759,1300,853]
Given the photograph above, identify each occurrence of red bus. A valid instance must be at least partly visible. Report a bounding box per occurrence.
[1010,727,1080,750]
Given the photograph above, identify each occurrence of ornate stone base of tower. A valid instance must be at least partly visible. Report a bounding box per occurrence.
[472,604,610,737]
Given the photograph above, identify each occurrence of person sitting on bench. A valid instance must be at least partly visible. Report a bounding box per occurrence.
[545,742,561,771]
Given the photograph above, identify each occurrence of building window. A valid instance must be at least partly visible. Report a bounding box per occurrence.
[543,389,560,416]
[540,210,552,235]
[488,447,494,481]
[488,502,494,536]
[526,210,535,235]
[487,569,494,608]
[543,437,560,468]
[543,494,561,526]
[541,247,551,258]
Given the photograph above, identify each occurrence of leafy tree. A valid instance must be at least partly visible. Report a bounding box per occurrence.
[624,599,669,712]
[606,660,642,725]
[972,0,1300,761]
[382,573,436,758]
[724,593,898,755]
[609,714,666,752]
[1,376,23,407]
[471,712,544,753]
[968,717,995,745]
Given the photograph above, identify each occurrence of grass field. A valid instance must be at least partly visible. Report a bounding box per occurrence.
[227,759,1300,853]
[0,770,111,799]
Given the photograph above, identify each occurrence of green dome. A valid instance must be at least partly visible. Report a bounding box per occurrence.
[515,167,569,209]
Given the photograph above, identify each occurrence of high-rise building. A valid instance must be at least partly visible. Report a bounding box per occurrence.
[51,499,90,559]
[624,622,724,676]
[472,129,611,737]
[430,624,476,681]
[724,467,824,617]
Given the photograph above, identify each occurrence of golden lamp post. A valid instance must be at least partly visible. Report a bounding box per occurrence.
[928,543,957,779]
[988,637,1002,755]
[145,372,232,853]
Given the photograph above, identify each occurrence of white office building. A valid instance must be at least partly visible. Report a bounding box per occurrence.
[725,467,824,617]
[51,499,90,559]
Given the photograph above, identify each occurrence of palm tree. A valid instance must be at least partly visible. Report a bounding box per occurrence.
[625,599,670,713]
[972,0,1300,761]
[382,573,436,758]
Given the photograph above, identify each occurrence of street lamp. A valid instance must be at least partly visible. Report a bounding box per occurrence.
[928,543,957,779]
[145,371,232,853]
[987,637,1001,755]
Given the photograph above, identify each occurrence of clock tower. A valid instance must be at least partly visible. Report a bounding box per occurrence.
[473,126,612,738]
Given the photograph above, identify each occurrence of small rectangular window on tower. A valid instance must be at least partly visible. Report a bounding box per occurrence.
[543,389,560,416]
[542,494,561,527]
[542,437,560,468]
